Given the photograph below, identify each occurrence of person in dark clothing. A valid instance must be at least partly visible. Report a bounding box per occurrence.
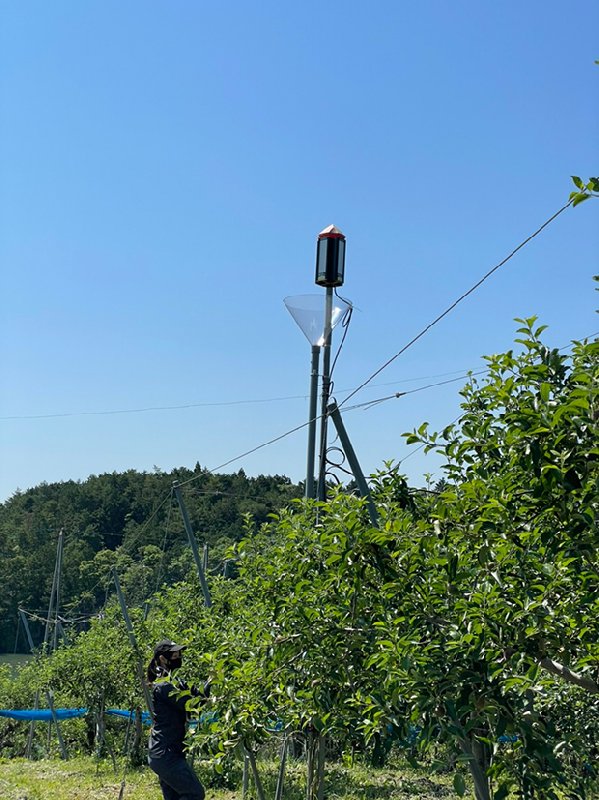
[147,639,208,800]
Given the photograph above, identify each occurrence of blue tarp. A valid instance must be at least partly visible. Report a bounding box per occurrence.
[0,708,216,727]
[105,709,152,726]
[0,708,151,724]
[0,708,87,721]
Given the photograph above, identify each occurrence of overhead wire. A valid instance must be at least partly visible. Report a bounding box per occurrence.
[6,329,593,428]
[321,297,355,488]
[63,489,174,619]
[343,369,490,411]
[79,329,596,602]
[329,298,353,380]
[0,394,317,422]
[159,327,597,492]
[0,365,477,422]
[395,330,599,468]
[1,200,578,429]
[338,198,574,409]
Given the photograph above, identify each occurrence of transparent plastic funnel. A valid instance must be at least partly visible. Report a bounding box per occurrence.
[284,294,352,347]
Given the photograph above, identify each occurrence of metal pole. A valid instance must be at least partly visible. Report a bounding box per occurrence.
[327,401,379,528]
[317,287,334,502]
[46,690,69,760]
[173,483,212,608]
[20,608,38,757]
[316,733,326,800]
[52,531,64,652]
[43,530,62,651]
[48,526,63,749]
[245,746,267,800]
[242,757,249,799]
[274,735,288,800]
[111,567,155,719]
[305,345,320,499]
[19,608,68,759]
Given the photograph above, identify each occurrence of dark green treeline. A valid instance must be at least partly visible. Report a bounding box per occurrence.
[0,465,302,652]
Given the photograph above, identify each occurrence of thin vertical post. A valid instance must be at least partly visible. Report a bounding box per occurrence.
[305,345,320,499]
[172,483,212,607]
[306,729,315,800]
[241,750,249,799]
[44,530,63,651]
[327,401,379,527]
[19,609,68,759]
[316,734,326,800]
[111,567,154,719]
[52,531,64,652]
[122,706,134,755]
[274,735,288,800]
[317,287,334,502]
[20,609,38,757]
[203,543,209,573]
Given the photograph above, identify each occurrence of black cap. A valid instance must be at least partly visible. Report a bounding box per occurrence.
[153,639,186,659]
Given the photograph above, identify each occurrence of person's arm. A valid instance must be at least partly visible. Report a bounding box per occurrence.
[154,681,193,713]
[190,679,211,701]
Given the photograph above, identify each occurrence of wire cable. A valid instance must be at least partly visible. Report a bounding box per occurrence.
[159,327,598,492]
[338,199,574,409]
[343,369,490,411]
[0,369,484,422]
[329,301,353,380]
[0,394,315,421]
[395,330,599,468]
[175,418,316,488]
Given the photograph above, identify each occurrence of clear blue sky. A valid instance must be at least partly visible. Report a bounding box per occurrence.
[1,1,597,502]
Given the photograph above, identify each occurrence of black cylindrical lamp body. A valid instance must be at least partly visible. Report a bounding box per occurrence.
[315,225,346,287]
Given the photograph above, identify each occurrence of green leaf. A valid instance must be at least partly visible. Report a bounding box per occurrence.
[572,192,591,207]
[540,383,550,402]
[453,772,466,796]
[494,783,511,800]
[571,175,584,189]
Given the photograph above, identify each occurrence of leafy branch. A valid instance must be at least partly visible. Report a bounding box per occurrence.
[569,176,599,207]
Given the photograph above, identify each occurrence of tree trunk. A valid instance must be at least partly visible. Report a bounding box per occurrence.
[460,735,491,800]
[130,707,144,766]
[245,746,267,800]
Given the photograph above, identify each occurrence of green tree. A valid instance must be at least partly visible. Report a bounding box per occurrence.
[368,320,598,799]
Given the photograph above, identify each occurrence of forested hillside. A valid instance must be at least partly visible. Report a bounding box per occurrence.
[0,466,301,652]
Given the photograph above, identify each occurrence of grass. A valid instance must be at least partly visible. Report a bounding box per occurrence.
[0,755,456,799]
[0,757,167,800]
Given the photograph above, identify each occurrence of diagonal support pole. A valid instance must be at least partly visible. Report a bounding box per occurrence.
[111,568,155,720]
[173,483,212,607]
[327,401,379,528]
